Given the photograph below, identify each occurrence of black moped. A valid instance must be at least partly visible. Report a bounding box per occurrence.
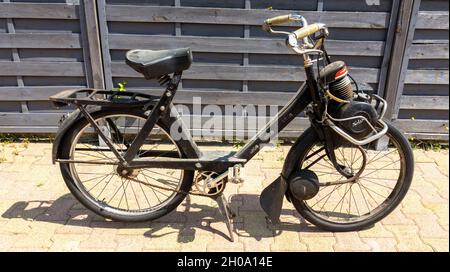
[50,14,414,241]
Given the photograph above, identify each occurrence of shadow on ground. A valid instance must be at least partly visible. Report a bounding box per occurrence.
[2,193,327,242]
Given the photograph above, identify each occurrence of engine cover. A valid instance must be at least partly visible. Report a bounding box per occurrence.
[335,101,379,139]
[289,170,320,201]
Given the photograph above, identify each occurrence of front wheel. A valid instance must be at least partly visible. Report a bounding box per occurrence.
[291,123,414,231]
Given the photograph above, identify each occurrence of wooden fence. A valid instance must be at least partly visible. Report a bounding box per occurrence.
[0,0,448,140]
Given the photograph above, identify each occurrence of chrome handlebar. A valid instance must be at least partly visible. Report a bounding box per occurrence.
[263,14,328,52]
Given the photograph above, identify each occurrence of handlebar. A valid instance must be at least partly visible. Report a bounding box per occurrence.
[263,14,328,52]
[264,14,291,26]
[293,23,322,40]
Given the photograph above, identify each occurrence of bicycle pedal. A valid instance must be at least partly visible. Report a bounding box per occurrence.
[228,165,245,184]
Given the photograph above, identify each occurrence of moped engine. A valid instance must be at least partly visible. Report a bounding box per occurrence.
[320,61,379,140]
[288,170,320,201]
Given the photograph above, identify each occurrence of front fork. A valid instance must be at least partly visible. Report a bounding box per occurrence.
[309,113,368,185]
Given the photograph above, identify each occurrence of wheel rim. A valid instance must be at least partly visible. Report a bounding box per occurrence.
[300,130,406,224]
[68,113,184,216]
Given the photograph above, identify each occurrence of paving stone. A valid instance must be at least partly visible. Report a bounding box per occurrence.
[0,143,448,252]
[143,223,184,251]
[396,238,434,252]
[358,223,395,238]
[384,225,420,239]
[270,231,307,252]
[79,228,118,250]
[239,236,273,252]
[0,219,32,235]
[422,238,449,252]
[0,234,26,251]
[302,236,336,252]
[180,233,214,252]
[408,213,448,239]
[48,234,90,252]
[114,235,145,252]
[207,241,244,252]
[361,237,398,252]
[381,209,415,225]
[333,232,371,252]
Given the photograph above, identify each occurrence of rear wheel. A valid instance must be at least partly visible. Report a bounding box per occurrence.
[59,109,194,222]
[291,123,414,231]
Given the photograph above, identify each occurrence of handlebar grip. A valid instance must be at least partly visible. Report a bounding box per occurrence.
[293,23,321,40]
[264,14,291,26]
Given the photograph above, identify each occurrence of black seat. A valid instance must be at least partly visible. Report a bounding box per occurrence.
[125,48,193,80]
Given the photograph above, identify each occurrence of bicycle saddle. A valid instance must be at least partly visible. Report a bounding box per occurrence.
[125,48,193,80]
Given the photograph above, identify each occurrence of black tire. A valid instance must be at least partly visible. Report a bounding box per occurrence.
[291,123,414,232]
[59,108,194,222]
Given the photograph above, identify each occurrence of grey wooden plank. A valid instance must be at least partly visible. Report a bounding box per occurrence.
[0,112,64,126]
[108,34,385,56]
[0,61,85,77]
[0,33,81,49]
[400,95,449,110]
[0,126,59,134]
[78,0,94,89]
[111,63,380,83]
[0,86,84,101]
[97,0,114,90]
[1,112,447,136]
[413,39,449,44]
[130,89,294,106]
[83,0,105,89]
[0,3,79,19]
[3,0,28,113]
[401,133,448,141]
[377,0,401,98]
[410,43,449,59]
[383,0,421,120]
[405,69,449,85]
[416,11,449,29]
[390,0,423,120]
[0,86,296,106]
[105,5,390,29]
[393,119,449,134]
[1,125,447,141]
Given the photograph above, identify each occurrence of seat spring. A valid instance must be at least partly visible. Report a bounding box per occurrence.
[158,75,171,86]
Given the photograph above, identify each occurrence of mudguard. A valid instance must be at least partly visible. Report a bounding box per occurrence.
[51,106,101,163]
[260,127,318,223]
[51,104,201,164]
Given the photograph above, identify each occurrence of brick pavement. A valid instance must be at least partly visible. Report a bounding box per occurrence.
[0,142,448,252]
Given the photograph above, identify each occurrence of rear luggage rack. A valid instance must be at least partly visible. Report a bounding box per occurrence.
[49,88,159,108]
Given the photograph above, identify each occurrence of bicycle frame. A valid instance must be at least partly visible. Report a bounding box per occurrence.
[70,67,318,174]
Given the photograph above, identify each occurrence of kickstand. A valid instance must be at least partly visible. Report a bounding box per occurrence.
[214,194,236,242]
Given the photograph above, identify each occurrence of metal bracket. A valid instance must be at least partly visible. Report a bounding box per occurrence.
[228,164,244,184]
[214,194,236,242]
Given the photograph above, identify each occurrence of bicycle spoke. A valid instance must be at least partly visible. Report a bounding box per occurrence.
[69,113,185,215]
[358,183,382,206]
[357,183,372,214]
[302,130,405,224]
[96,172,116,200]
[359,182,388,199]
[129,179,141,210]
[118,177,130,210]
[142,169,180,183]
[86,171,114,192]
[141,173,163,203]
[137,176,152,208]
[359,159,401,179]
[310,182,344,209]
[359,177,394,190]
[140,172,171,198]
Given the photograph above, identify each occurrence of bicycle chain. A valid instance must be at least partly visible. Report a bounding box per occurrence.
[125,175,225,198]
